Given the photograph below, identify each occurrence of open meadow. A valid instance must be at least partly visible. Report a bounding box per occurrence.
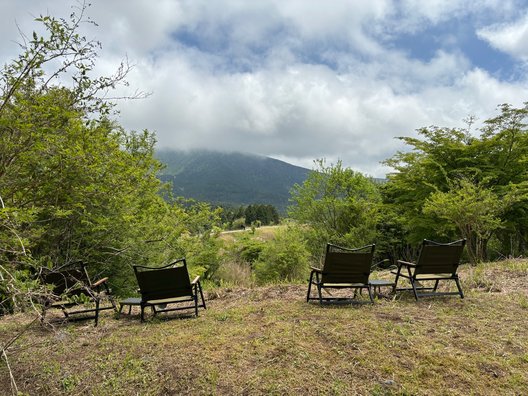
[1,259,527,395]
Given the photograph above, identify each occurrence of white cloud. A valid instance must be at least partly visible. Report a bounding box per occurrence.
[390,0,517,29]
[478,13,528,60]
[116,45,528,176]
[2,0,528,177]
[272,0,392,55]
[407,0,490,20]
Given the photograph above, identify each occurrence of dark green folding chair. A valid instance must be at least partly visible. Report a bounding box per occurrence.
[307,243,376,304]
[133,258,206,321]
[392,239,466,300]
[40,262,116,326]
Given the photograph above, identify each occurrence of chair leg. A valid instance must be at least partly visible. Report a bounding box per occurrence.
[367,286,374,303]
[194,293,199,317]
[198,281,206,309]
[109,296,118,312]
[406,266,419,300]
[433,280,439,292]
[94,299,100,327]
[455,276,464,298]
[315,273,323,304]
[306,271,314,302]
[317,284,323,304]
[409,280,419,300]
[393,265,402,293]
[140,305,145,322]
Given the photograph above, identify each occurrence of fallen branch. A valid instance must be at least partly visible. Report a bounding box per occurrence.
[1,349,18,396]
[1,315,40,395]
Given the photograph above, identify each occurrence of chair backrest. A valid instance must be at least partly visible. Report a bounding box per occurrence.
[415,239,466,276]
[133,258,192,302]
[41,262,92,297]
[321,243,375,284]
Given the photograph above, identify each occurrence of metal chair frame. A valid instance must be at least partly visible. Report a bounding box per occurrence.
[307,243,376,304]
[40,262,116,326]
[133,258,206,321]
[392,239,466,300]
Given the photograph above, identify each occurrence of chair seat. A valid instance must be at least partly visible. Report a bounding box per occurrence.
[415,274,455,279]
[368,279,395,287]
[50,300,96,307]
[145,296,194,305]
[321,282,367,287]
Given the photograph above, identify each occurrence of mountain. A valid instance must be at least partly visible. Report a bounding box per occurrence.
[155,149,311,212]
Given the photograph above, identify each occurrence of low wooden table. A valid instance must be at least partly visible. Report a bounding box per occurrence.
[118,297,142,316]
[369,279,395,298]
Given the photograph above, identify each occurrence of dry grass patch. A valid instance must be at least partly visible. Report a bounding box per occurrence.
[218,225,282,244]
[1,260,528,395]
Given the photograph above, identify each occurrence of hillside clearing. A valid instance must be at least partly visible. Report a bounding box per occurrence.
[1,260,527,395]
[219,225,282,243]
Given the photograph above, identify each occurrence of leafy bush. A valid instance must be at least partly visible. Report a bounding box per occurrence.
[253,226,310,284]
[211,233,264,286]
[214,259,253,287]
[226,234,266,264]
[231,217,246,230]
[178,233,222,280]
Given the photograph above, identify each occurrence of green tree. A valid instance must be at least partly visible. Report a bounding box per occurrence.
[383,103,528,258]
[382,126,473,244]
[0,5,222,310]
[0,7,143,310]
[288,159,381,257]
[423,178,517,263]
[244,204,279,226]
[479,104,528,255]
[261,204,280,225]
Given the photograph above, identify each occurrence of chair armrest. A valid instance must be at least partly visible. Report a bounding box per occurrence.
[397,260,417,267]
[310,266,323,273]
[92,277,109,287]
[191,276,201,285]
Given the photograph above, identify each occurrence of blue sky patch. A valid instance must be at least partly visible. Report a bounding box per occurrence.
[387,17,521,81]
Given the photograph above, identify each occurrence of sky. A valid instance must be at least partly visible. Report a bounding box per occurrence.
[2,0,528,177]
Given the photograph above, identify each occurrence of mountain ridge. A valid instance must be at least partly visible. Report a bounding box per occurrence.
[155,149,311,212]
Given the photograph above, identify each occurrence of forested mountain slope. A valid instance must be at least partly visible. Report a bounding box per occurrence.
[156,149,311,211]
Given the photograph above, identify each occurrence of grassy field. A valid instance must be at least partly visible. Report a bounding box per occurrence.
[1,259,527,395]
[218,225,282,243]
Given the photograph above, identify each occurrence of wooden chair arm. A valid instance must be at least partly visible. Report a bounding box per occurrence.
[92,277,109,287]
[191,276,201,285]
[397,260,417,267]
[310,266,323,273]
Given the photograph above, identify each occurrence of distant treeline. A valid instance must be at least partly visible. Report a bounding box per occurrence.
[220,204,280,229]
